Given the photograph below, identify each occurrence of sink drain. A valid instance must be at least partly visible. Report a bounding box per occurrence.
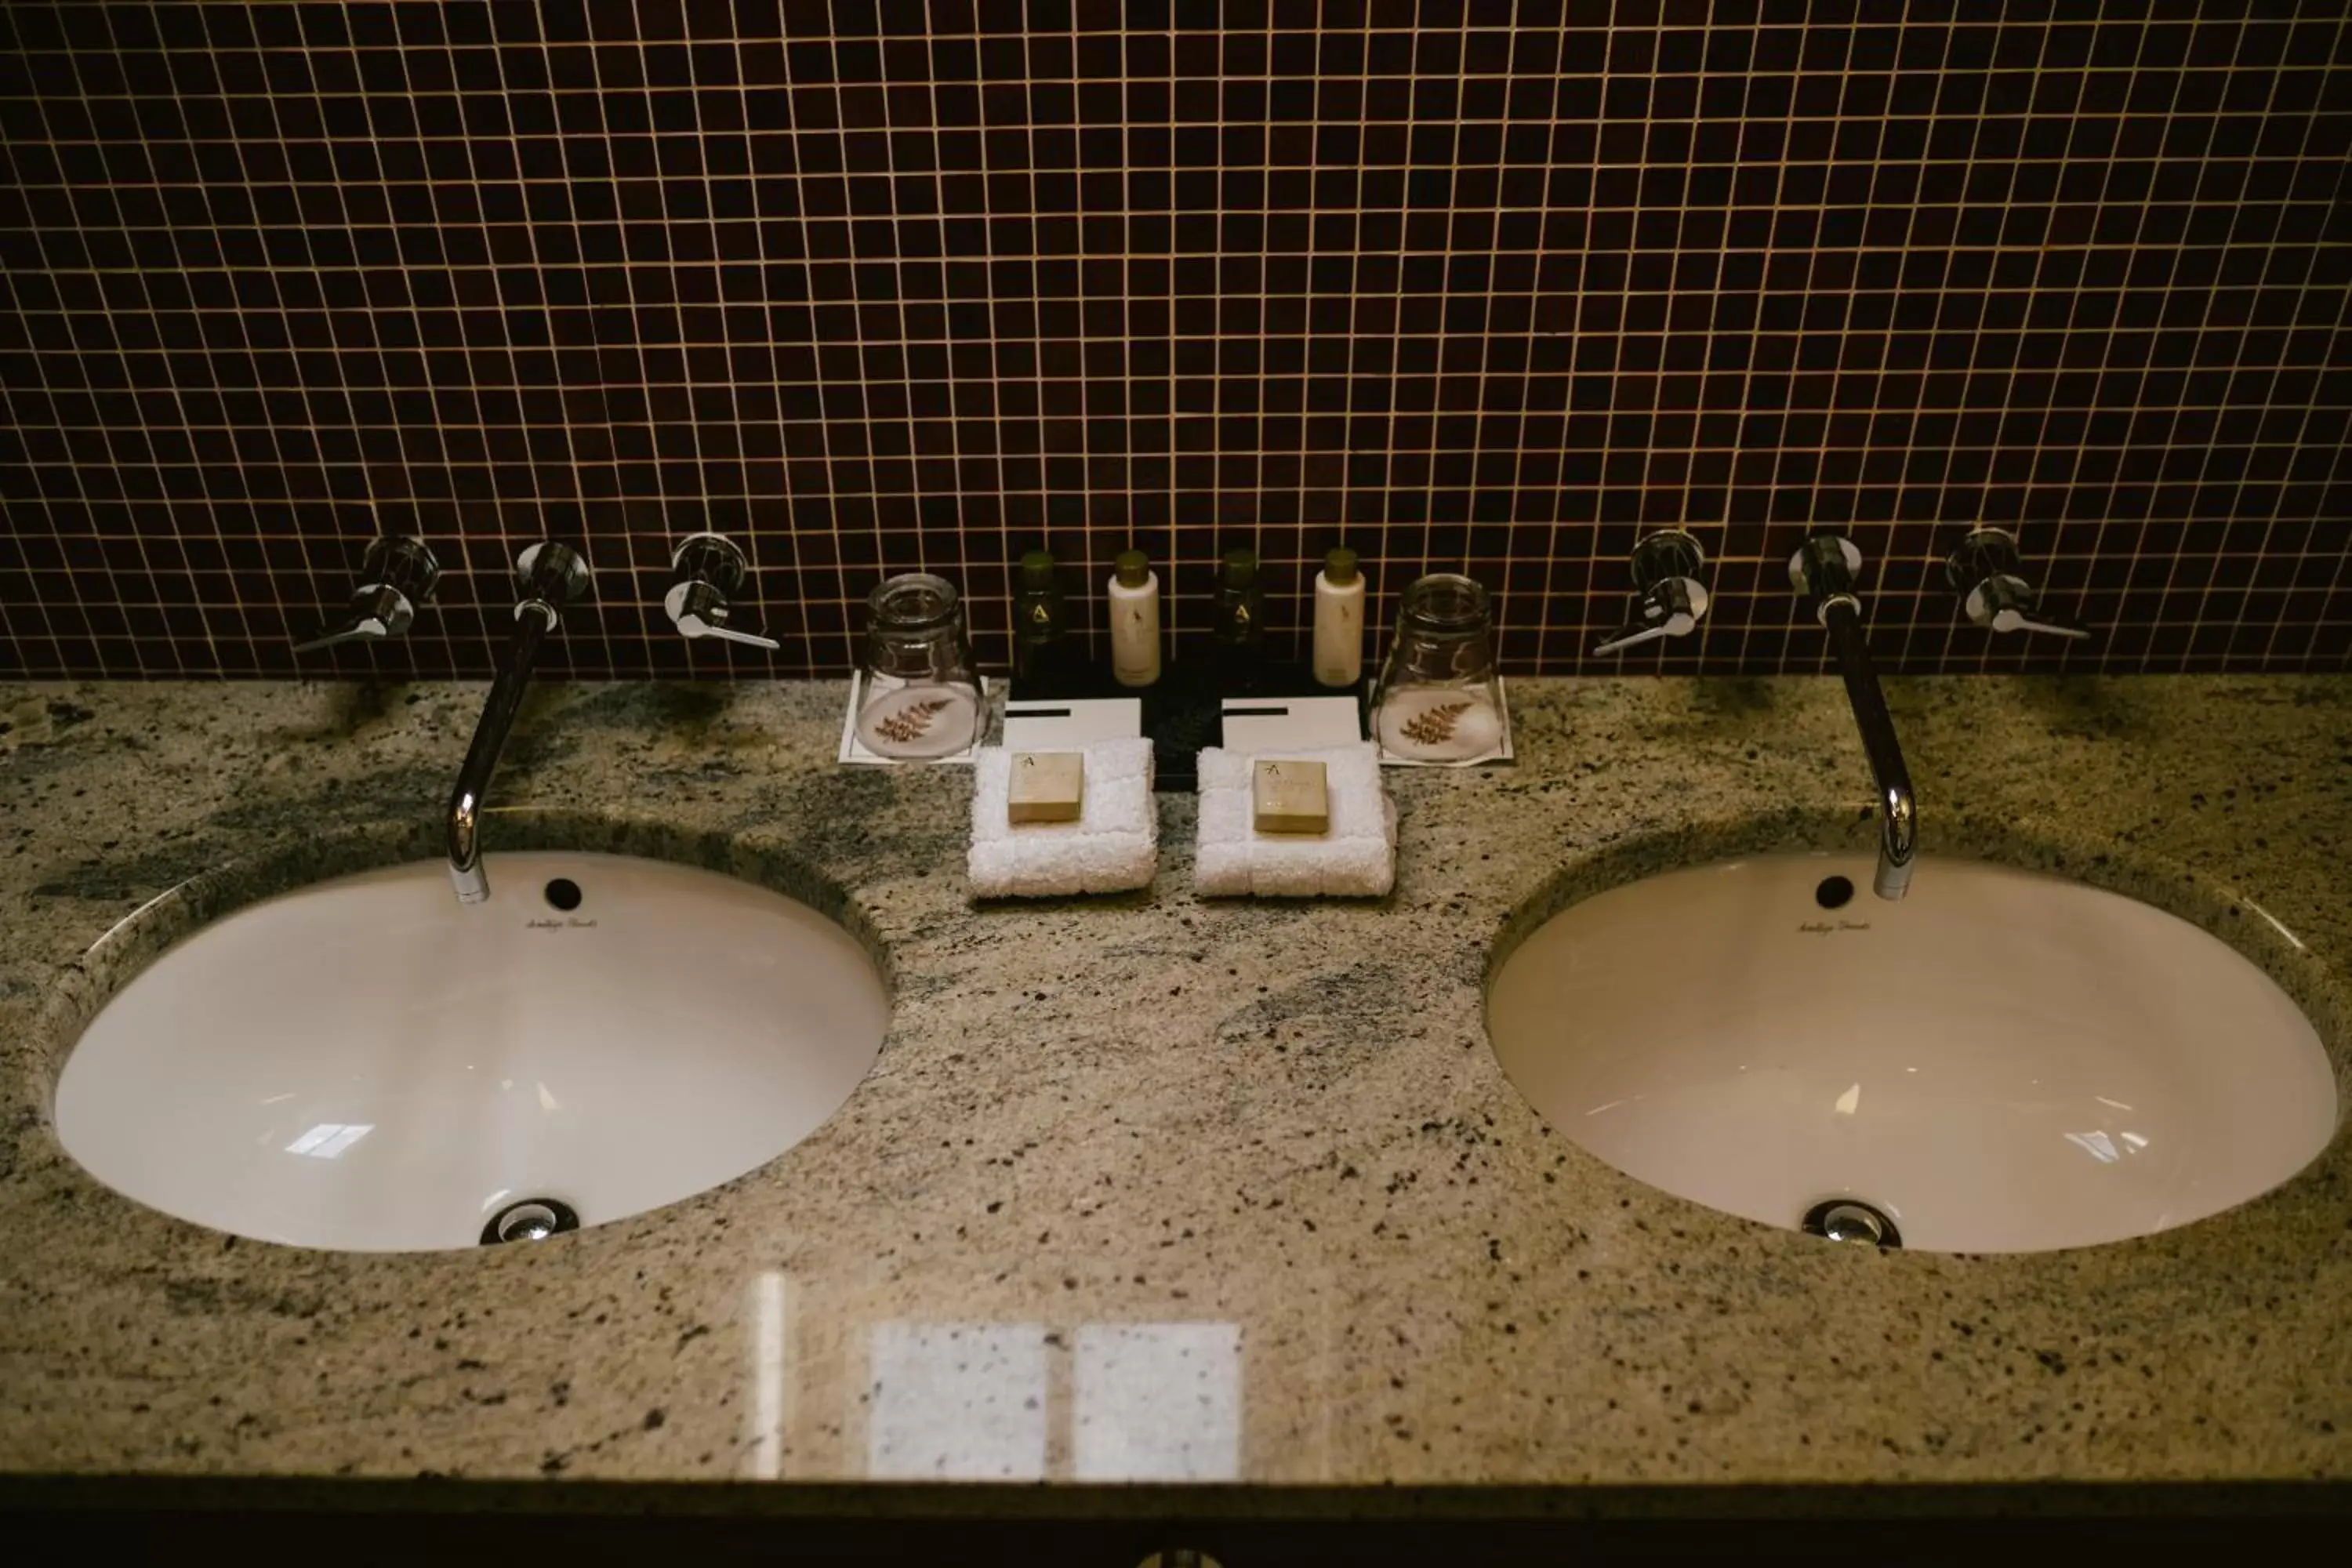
[1801,1198,1901,1249]
[481,1197,580,1245]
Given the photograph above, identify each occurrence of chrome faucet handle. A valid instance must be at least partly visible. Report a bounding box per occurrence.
[1593,528,1711,655]
[1945,528,2092,641]
[1788,533,1866,622]
[294,534,441,652]
[664,532,779,650]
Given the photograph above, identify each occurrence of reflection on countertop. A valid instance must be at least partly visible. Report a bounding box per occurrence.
[0,676,2347,1494]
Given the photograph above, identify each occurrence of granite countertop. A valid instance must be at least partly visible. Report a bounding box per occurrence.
[1,676,2348,1502]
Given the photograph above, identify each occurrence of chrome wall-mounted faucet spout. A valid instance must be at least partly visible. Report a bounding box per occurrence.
[1789,534,1916,902]
[445,540,592,904]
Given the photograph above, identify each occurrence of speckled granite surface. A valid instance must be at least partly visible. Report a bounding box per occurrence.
[0,676,2347,1493]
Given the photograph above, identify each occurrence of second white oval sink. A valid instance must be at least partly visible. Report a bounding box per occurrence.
[1487,854,2337,1254]
[56,851,891,1252]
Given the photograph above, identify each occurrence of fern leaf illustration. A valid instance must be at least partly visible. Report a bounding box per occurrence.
[875,696,950,744]
[1399,699,1472,746]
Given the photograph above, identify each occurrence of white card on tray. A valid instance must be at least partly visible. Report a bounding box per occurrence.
[1217,694,1364,753]
[1001,695,1144,750]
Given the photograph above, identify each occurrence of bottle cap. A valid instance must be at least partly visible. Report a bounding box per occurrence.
[1018,550,1057,589]
[1114,549,1151,588]
[1323,546,1359,586]
[1221,546,1258,590]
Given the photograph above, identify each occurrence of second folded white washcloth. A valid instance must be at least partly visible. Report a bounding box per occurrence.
[1194,742,1396,898]
[968,736,1157,898]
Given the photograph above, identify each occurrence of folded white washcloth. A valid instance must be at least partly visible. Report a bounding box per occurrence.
[968,737,1157,898]
[1194,742,1396,898]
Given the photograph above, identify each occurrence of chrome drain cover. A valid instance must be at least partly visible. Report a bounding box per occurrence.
[1801,1198,1902,1250]
[481,1197,581,1245]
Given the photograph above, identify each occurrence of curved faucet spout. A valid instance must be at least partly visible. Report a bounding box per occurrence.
[1791,537,1917,902]
[445,543,589,904]
[445,606,552,904]
[1817,597,1916,902]
[1875,776,1917,901]
[447,786,488,902]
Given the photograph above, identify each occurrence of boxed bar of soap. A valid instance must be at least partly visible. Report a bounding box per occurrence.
[1251,758,1330,834]
[1007,750,1085,823]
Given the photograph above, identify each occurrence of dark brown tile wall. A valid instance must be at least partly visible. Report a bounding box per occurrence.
[2,2,2348,681]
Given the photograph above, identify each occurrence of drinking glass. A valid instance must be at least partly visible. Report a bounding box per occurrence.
[855,572,982,759]
[1370,573,1507,763]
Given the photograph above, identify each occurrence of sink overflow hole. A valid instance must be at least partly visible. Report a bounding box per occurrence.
[543,877,583,912]
[1814,875,1856,909]
[1801,1199,1901,1250]
[482,1197,581,1245]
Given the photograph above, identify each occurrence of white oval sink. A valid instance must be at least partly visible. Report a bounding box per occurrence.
[56,852,890,1252]
[1487,854,2337,1254]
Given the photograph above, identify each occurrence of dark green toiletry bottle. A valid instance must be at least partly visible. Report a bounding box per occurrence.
[1212,546,1265,695]
[1013,549,1069,689]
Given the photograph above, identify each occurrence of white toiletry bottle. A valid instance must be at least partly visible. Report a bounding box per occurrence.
[1312,546,1365,688]
[1109,548,1160,688]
